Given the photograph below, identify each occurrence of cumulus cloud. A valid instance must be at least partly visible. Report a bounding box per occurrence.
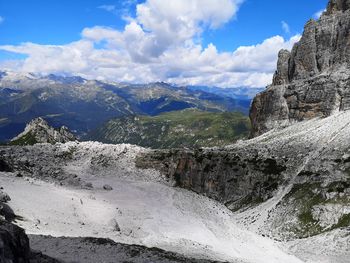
[0,0,301,88]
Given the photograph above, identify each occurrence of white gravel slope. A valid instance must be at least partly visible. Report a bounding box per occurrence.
[0,173,302,263]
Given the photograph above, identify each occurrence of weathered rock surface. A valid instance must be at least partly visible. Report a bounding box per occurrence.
[137,148,287,211]
[250,0,350,136]
[0,219,59,263]
[10,117,76,145]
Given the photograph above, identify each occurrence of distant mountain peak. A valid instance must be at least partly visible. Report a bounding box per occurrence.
[45,74,87,84]
[0,70,39,82]
[10,117,76,145]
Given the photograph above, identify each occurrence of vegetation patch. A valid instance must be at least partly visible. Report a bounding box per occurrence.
[331,213,350,229]
[283,181,350,238]
[9,132,38,146]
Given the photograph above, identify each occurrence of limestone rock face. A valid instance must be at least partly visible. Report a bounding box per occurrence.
[250,0,350,136]
[10,117,76,145]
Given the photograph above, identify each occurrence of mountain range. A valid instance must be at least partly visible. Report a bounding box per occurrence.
[0,71,252,142]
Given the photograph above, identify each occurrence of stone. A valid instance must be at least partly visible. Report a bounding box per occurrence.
[0,191,10,203]
[103,184,113,191]
[109,219,121,232]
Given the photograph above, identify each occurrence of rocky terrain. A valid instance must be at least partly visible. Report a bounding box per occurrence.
[1,110,349,262]
[89,109,250,149]
[250,0,350,136]
[138,110,350,241]
[0,0,349,262]
[10,117,76,145]
[0,142,302,263]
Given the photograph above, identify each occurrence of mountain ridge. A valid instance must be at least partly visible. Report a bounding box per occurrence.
[0,70,251,142]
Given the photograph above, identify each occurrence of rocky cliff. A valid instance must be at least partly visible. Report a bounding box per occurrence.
[250,0,350,136]
[10,117,76,145]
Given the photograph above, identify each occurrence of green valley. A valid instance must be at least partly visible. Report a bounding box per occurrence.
[89,109,250,149]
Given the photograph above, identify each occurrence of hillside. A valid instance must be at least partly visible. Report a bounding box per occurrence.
[88,109,250,149]
[0,72,249,142]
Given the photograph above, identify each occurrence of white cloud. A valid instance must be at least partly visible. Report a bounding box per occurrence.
[98,5,116,13]
[98,1,139,19]
[0,0,301,88]
[0,16,4,24]
[313,9,325,19]
[281,21,290,34]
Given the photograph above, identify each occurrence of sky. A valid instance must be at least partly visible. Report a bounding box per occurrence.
[0,0,329,88]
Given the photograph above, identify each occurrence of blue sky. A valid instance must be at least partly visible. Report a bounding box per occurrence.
[0,0,329,87]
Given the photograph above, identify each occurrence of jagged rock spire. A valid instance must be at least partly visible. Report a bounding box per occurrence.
[326,0,350,14]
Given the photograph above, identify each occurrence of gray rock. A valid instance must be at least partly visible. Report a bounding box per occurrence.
[250,0,350,137]
[0,191,10,203]
[103,184,113,191]
[109,218,121,232]
[0,219,60,262]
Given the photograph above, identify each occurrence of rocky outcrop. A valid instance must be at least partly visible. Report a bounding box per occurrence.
[0,219,60,262]
[137,148,287,211]
[0,219,31,262]
[250,0,350,136]
[10,118,76,145]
